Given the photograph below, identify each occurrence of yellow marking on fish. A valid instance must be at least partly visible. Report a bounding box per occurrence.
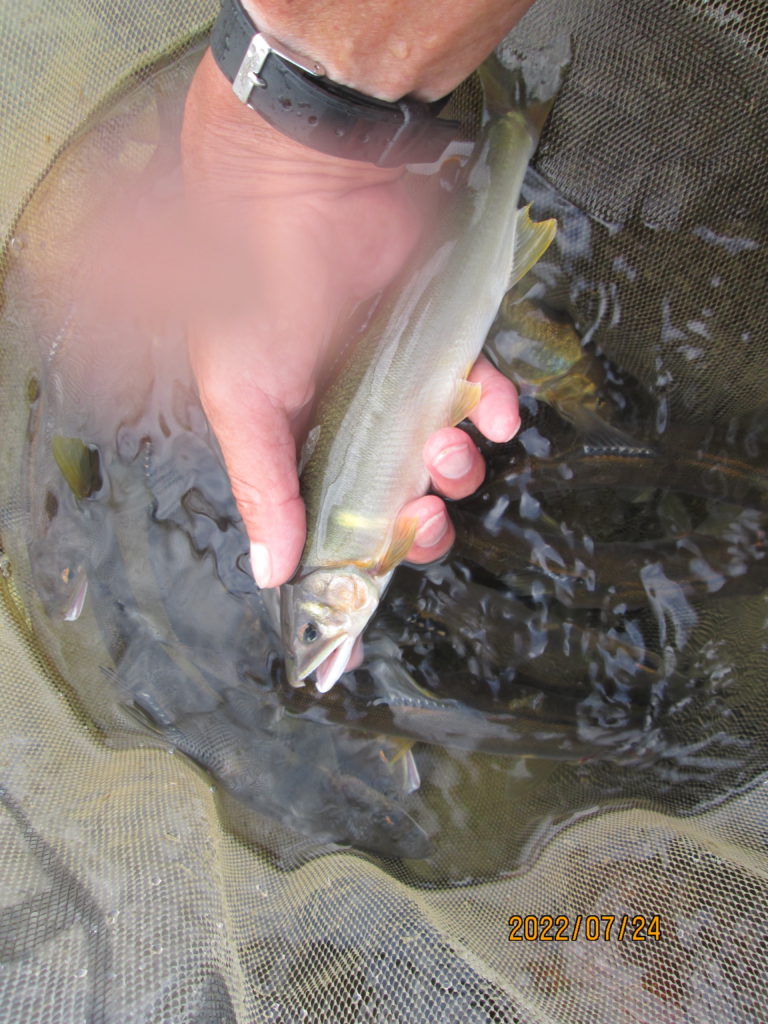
[348,558,381,570]
[333,509,390,531]
[301,600,333,622]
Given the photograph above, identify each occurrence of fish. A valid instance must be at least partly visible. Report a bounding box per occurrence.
[485,298,635,445]
[123,691,433,860]
[27,539,89,622]
[452,505,768,611]
[279,64,557,693]
[51,434,103,499]
[486,434,768,514]
[24,426,100,621]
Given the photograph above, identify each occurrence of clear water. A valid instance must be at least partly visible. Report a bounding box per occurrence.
[4,45,768,882]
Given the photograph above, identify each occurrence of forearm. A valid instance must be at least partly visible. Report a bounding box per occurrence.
[241,0,536,101]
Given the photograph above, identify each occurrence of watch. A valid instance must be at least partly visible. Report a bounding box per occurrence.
[210,0,463,167]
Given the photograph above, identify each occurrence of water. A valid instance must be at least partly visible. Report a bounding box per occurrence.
[2,43,768,882]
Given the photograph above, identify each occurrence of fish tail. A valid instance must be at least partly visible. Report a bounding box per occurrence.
[478,38,570,136]
[477,51,525,119]
[565,404,648,452]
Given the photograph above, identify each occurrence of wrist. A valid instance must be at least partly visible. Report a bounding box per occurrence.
[183,49,403,194]
[208,1,465,168]
[239,0,426,101]
[240,0,537,102]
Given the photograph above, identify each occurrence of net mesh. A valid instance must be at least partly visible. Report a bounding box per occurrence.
[1,1,767,1022]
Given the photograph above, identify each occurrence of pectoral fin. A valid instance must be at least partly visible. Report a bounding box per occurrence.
[450,378,482,425]
[386,741,421,795]
[507,206,557,291]
[374,516,419,574]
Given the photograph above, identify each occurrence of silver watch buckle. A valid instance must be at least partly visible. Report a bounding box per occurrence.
[232,31,327,105]
[232,34,272,102]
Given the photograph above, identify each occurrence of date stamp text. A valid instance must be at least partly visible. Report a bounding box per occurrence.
[508,914,661,942]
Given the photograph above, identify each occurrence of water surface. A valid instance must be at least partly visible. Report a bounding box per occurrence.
[2,43,768,883]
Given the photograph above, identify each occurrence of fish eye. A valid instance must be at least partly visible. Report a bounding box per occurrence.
[300,622,319,644]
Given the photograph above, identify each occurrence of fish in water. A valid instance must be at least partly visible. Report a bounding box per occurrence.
[27,435,103,620]
[51,434,103,499]
[27,536,90,622]
[485,298,633,445]
[280,61,557,692]
[20,431,102,622]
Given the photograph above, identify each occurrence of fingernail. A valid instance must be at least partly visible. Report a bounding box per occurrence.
[433,442,473,480]
[490,413,520,443]
[416,511,449,549]
[250,542,272,588]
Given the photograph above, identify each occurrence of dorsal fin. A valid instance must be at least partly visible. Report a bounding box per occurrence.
[507,205,557,292]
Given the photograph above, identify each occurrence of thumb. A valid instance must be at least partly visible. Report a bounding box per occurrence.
[192,347,307,589]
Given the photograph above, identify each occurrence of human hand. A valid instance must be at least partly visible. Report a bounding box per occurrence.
[182,50,520,589]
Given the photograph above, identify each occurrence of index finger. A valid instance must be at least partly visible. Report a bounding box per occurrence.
[466,354,520,442]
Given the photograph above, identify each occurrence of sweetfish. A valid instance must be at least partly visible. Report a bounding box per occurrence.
[486,298,636,446]
[279,66,557,692]
[489,299,604,423]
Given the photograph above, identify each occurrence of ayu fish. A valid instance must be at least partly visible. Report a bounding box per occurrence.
[280,62,557,692]
[488,300,610,429]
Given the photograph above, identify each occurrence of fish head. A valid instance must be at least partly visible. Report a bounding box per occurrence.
[280,566,381,693]
[27,538,89,622]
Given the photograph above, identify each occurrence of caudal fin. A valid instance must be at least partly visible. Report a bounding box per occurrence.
[478,35,571,136]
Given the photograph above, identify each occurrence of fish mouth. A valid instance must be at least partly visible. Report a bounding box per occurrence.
[286,632,359,692]
[62,568,89,621]
[314,635,356,693]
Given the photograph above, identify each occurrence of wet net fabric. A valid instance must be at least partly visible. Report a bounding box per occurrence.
[1,1,768,1023]
[511,0,768,425]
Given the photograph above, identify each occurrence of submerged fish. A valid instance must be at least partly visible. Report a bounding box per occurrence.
[27,544,89,622]
[488,435,768,513]
[51,434,102,499]
[25,429,100,621]
[280,67,557,692]
[485,298,632,444]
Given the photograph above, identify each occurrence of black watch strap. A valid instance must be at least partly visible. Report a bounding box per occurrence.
[210,0,463,167]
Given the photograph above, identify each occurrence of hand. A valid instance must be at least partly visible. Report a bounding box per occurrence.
[182,50,520,588]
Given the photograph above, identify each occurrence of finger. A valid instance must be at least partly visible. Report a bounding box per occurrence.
[400,494,455,565]
[467,354,520,442]
[191,347,306,589]
[423,427,485,500]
